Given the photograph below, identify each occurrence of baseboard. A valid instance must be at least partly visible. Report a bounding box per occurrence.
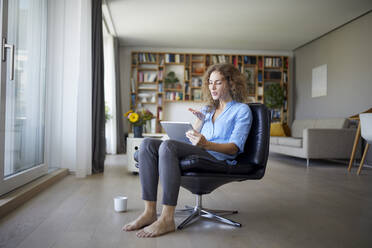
[0,168,69,219]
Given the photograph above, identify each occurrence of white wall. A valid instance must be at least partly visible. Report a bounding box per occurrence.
[293,12,372,164]
[119,47,292,134]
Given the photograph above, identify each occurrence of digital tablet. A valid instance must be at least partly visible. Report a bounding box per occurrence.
[160,121,194,144]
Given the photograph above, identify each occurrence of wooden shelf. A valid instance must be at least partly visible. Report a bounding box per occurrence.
[164,89,183,92]
[165,62,184,65]
[137,68,157,71]
[164,100,184,102]
[130,52,290,127]
[139,62,157,65]
[139,81,157,84]
[138,102,157,105]
[264,79,281,82]
[137,88,157,91]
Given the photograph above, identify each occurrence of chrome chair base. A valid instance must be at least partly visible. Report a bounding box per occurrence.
[176,195,241,230]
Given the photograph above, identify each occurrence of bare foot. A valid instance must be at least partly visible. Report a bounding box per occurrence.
[122,212,157,231]
[136,218,175,238]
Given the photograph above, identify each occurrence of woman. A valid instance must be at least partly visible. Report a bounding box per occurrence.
[123,63,252,238]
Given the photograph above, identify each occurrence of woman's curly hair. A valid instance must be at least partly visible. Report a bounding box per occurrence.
[202,63,248,112]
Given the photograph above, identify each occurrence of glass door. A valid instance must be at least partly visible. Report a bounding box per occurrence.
[0,0,47,196]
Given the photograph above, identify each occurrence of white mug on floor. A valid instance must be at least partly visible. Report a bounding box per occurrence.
[114,196,128,212]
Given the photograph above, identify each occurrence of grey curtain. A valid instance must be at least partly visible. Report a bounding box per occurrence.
[92,0,105,173]
[114,38,125,153]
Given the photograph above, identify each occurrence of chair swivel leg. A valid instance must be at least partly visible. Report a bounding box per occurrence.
[201,209,242,227]
[177,194,241,230]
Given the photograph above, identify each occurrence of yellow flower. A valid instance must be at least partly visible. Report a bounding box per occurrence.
[128,113,139,123]
[124,110,133,117]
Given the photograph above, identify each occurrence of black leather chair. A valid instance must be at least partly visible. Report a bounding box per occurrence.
[134,103,270,229]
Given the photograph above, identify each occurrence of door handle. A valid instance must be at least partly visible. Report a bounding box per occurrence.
[2,37,15,81]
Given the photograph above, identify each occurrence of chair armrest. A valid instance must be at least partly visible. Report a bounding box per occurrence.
[303,128,358,158]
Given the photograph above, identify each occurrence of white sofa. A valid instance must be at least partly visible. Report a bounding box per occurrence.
[270,118,359,166]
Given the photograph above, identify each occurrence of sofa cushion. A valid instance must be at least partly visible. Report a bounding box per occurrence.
[270,122,291,137]
[270,137,279,145]
[270,123,286,136]
[291,120,316,138]
[277,137,302,148]
[291,118,349,138]
[314,118,349,129]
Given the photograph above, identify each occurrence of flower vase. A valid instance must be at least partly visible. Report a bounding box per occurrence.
[133,125,143,138]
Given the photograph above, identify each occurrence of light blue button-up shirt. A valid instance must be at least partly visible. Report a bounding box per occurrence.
[200,101,252,165]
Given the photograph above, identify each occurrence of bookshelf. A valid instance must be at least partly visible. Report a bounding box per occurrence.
[130,52,290,132]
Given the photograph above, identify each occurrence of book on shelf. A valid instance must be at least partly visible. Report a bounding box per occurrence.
[158,70,163,80]
[165,54,177,63]
[158,82,163,92]
[138,53,156,63]
[138,71,157,82]
[218,55,226,63]
[151,118,156,133]
[175,54,180,63]
[270,109,282,120]
[283,72,288,82]
[165,92,183,101]
[258,58,263,68]
[258,73,263,82]
[257,86,263,95]
[193,89,202,101]
[131,94,136,107]
[185,82,189,94]
[157,107,163,120]
[232,56,237,66]
[159,56,164,65]
[158,95,162,105]
[192,77,202,87]
[131,78,136,93]
[264,71,281,80]
[264,57,282,67]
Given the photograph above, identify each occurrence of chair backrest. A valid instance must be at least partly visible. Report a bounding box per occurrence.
[235,103,271,176]
[360,113,372,144]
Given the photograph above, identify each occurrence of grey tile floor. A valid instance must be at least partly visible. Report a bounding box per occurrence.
[0,154,371,248]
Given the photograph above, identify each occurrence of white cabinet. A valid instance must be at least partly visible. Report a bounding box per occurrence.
[126,137,144,174]
[126,134,168,174]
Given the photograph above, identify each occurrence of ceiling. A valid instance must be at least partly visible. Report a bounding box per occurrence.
[106,0,372,51]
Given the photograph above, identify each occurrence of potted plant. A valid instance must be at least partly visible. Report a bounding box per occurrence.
[264,83,285,120]
[164,71,179,89]
[124,109,154,137]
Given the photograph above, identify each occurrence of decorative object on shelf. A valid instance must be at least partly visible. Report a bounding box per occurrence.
[133,125,143,138]
[164,71,179,89]
[137,93,151,103]
[124,109,154,137]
